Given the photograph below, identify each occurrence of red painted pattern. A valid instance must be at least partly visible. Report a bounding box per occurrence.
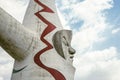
[34,0,66,80]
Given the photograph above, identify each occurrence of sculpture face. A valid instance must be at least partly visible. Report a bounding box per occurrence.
[52,30,76,63]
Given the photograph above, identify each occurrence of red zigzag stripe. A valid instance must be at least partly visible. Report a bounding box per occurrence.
[34,0,66,80]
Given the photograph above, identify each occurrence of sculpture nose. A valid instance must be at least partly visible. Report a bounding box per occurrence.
[69,47,76,55]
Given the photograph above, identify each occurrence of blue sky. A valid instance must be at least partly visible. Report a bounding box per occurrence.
[0,0,120,80]
[106,0,120,24]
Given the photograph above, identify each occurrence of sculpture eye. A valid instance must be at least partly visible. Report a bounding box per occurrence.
[62,36,69,46]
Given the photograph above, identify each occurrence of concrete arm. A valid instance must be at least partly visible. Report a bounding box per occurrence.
[0,7,37,61]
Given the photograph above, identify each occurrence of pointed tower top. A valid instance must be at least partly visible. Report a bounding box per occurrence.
[23,0,63,33]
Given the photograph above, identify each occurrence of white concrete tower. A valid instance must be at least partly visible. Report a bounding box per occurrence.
[0,0,76,80]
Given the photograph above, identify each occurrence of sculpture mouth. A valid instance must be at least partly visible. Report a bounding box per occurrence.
[70,56,74,59]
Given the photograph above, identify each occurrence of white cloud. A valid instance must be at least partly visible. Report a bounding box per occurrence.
[0,47,14,80]
[56,0,113,52]
[74,47,120,80]
[0,0,29,23]
[112,28,120,34]
[0,77,3,80]
[72,27,105,52]
[56,8,71,30]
